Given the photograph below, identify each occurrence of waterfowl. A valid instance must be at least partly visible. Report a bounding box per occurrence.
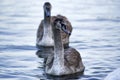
[104,68,120,80]
[36,2,53,47]
[45,18,85,76]
[36,2,72,48]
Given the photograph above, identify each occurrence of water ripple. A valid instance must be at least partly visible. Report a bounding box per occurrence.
[0,45,36,51]
[0,0,120,80]
[76,18,120,22]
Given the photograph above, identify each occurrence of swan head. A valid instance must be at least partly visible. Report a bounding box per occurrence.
[54,18,71,35]
[43,2,52,17]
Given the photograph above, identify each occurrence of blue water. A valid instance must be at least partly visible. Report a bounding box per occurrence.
[0,0,120,80]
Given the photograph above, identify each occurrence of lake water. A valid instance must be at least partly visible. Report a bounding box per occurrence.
[0,0,120,80]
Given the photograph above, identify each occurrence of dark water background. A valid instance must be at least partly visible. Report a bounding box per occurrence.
[0,0,120,80]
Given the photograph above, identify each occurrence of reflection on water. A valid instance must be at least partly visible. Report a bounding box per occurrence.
[36,47,84,80]
[0,0,120,80]
[36,47,54,59]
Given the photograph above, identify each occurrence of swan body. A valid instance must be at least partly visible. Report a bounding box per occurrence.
[37,20,54,46]
[104,68,120,80]
[45,18,85,76]
[36,2,72,48]
[46,47,85,76]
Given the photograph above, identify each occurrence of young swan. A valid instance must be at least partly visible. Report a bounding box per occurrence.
[104,68,120,80]
[36,2,53,47]
[45,18,85,76]
[36,2,72,48]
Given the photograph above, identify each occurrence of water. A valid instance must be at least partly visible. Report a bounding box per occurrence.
[0,0,120,80]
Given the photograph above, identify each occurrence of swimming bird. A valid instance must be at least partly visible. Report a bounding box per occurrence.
[36,2,72,48]
[104,68,120,80]
[45,18,85,76]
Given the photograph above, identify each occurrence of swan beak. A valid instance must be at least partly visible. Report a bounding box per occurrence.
[61,25,71,35]
[45,9,50,17]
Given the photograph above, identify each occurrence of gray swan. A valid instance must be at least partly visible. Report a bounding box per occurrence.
[45,18,85,76]
[36,2,72,48]
[104,68,120,80]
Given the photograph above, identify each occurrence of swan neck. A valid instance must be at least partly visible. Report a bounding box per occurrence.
[43,9,52,37]
[44,17,51,24]
[53,28,64,64]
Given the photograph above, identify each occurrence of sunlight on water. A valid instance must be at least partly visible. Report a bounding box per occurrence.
[0,0,120,80]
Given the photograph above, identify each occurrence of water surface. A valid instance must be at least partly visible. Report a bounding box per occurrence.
[0,0,120,80]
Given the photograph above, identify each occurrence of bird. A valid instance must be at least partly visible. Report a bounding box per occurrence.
[104,68,120,80]
[45,18,85,76]
[36,2,72,48]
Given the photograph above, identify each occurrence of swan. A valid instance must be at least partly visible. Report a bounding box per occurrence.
[104,68,120,80]
[45,18,85,76]
[36,2,72,48]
